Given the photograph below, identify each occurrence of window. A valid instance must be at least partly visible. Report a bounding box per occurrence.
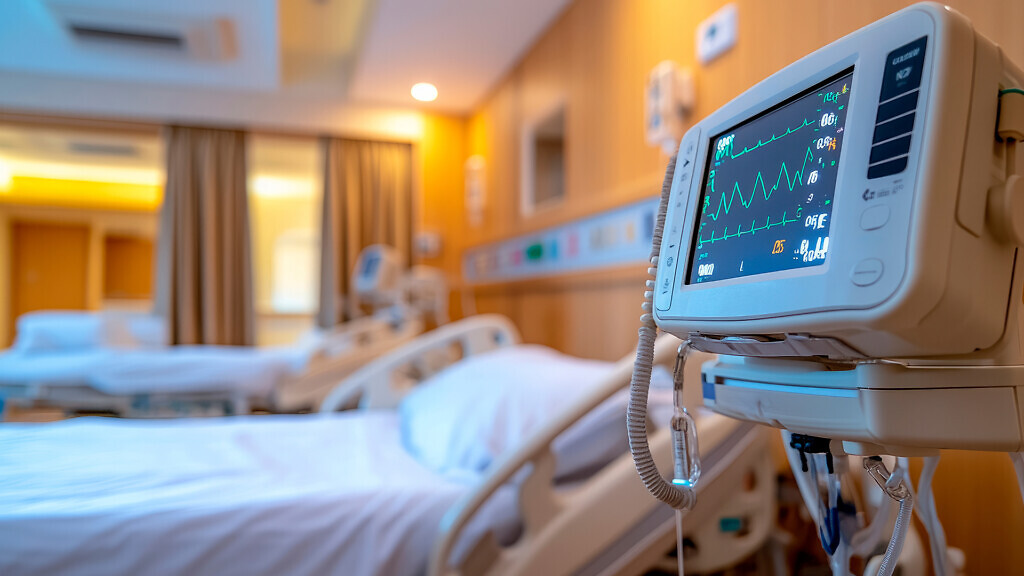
[521,105,567,215]
[247,135,322,345]
[271,229,318,313]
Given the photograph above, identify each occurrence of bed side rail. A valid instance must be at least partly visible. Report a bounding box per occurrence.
[275,319,424,412]
[428,334,687,576]
[310,310,423,361]
[318,314,521,412]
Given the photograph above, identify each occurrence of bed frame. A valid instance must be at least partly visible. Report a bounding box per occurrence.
[271,312,425,411]
[0,313,423,420]
[320,314,777,575]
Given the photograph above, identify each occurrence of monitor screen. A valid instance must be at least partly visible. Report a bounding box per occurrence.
[361,254,380,278]
[687,68,854,284]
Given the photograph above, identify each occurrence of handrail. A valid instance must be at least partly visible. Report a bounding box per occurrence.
[318,314,521,412]
[427,334,683,576]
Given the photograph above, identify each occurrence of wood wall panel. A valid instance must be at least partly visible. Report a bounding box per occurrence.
[103,235,154,300]
[457,0,1024,352]
[445,1,1024,570]
[0,204,157,344]
[9,221,90,343]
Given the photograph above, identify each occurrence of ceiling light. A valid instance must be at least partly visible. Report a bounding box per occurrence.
[411,82,438,102]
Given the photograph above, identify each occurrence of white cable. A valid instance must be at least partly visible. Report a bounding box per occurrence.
[782,430,821,525]
[1009,452,1024,505]
[849,468,894,559]
[626,153,696,511]
[675,510,686,575]
[823,457,851,576]
[913,456,949,576]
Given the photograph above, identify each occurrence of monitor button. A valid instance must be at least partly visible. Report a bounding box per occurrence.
[869,134,912,165]
[851,258,884,286]
[655,270,675,311]
[875,90,919,124]
[867,155,909,179]
[860,205,890,230]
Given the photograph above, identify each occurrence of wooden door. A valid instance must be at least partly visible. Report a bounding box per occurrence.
[9,221,90,343]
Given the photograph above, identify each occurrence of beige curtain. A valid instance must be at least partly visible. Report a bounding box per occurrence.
[155,126,255,346]
[318,138,413,328]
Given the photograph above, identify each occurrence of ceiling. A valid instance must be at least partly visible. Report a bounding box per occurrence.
[0,0,573,133]
[0,0,282,90]
[0,125,320,193]
[349,0,573,111]
[0,125,163,186]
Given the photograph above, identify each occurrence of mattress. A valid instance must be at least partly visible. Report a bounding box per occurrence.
[0,346,304,397]
[0,412,504,576]
[0,350,112,386]
[87,346,296,396]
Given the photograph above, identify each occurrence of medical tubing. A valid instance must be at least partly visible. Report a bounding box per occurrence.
[915,456,949,576]
[783,430,822,525]
[627,153,695,511]
[675,510,686,575]
[1010,452,1024,505]
[849,471,894,558]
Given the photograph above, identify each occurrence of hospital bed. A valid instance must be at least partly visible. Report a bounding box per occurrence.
[0,314,775,576]
[0,245,445,418]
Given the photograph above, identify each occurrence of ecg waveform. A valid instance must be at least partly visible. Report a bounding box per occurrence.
[697,147,813,247]
[718,117,816,161]
[688,71,851,284]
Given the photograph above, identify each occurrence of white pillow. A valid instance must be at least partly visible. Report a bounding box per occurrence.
[105,312,168,349]
[13,311,110,353]
[399,345,672,481]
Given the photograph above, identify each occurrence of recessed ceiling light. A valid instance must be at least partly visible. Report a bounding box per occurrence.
[411,82,438,102]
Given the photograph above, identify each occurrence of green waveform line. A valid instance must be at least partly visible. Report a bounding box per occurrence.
[705,146,813,223]
[728,117,815,160]
[697,209,802,247]
[697,146,814,248]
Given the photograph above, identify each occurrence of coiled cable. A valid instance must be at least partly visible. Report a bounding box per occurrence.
[626,154,696,511]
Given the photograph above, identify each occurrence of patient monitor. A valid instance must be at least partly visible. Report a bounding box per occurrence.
[629,3,1024,574]
[650,2,1024,455]
[351,244,404,311]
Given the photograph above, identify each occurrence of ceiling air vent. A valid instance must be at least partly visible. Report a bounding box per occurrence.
[68,141,139,158]
[68,24,185,50]
[46,2,236,61]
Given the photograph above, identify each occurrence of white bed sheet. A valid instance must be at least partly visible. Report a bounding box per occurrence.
[0,350,113,386]
[0,413,500,576]
[87,346,297,396]
[0,345,312,397]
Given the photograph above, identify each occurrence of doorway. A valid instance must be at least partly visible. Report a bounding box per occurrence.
[9,221,90,344]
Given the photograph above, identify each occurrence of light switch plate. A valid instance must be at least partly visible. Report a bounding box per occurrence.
[696,3,738,65]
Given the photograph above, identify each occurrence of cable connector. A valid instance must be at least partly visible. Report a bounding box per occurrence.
[863,456,910,501]
[998,88,1024,142]
[670,343,701,490]
[789,433,835,474]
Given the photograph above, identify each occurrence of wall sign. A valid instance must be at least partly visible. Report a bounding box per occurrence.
[463,197,659,283]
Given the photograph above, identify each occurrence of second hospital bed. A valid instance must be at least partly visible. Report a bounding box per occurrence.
[0,248,448,417]
[0,314,776,575]
[0,308,423,416]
